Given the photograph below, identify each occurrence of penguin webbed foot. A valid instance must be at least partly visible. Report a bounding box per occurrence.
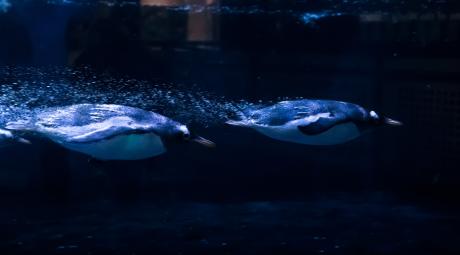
[16,137,32,144]
[0,129,32,145]
[225,119,248,127]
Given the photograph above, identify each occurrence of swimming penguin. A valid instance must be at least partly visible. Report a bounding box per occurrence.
[226,99,402,145]
[4,104,215,160]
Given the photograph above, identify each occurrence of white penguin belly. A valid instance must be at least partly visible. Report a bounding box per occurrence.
[254,122,361,145]
[56,133,166,160]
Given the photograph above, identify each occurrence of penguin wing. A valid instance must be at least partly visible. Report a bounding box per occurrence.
[253,100,326,126]
[43,116,154,144]
[296,112,348,135]
[67,125,133,143]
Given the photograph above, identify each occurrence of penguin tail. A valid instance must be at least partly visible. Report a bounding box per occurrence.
[0,128,31,146]
[225,101,264,127]
[225,108,249,127]
[4,119,34,131]
[2,119,34,145]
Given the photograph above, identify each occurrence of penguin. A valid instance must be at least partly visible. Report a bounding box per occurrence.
[226,99,402,145]
[4,104,215,160]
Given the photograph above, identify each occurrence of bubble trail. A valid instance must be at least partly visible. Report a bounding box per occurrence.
[0,66,267,128]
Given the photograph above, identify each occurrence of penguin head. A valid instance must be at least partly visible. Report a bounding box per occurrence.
[165,124,216,148]
[367,110,403,127]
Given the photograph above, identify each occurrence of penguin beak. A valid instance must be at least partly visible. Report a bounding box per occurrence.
[192,136,216,148]
[384,117,403,126]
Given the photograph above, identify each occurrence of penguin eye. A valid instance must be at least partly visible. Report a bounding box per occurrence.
[369,110,379,120]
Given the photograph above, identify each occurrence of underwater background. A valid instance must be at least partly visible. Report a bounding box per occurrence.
[1,0,460,254]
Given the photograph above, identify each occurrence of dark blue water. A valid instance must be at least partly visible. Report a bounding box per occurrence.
[1,0,460,254]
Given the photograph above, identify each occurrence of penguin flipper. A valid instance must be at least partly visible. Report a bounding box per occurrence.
[297,116,346,135]
[5,119,34,131]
